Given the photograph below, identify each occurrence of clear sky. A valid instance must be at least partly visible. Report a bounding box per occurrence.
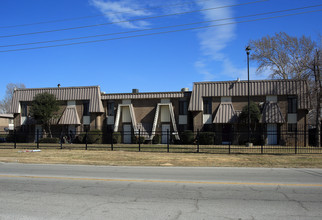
[0,0,321,98]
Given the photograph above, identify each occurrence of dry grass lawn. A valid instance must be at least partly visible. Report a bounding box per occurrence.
[0,149,322,168]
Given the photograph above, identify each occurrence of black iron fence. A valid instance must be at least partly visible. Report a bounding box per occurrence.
[0,128,321,154]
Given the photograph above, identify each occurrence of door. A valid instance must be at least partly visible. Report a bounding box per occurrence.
[68,125,76,142]
[162,124,170,144]
[267,124,277,145]
[123,124,132,144]
[35,125,42,142]
[222,124,232,144]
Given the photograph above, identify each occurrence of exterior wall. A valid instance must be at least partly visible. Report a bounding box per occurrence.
[192,111,203,132]
[0,118,9,132]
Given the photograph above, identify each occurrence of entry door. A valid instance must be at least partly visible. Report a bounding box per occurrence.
[35,125,42,142]
[222,124,232,144]
[267,124,277,145]
[162,124,170,144]
[68,125,76,141]
[123,124,132,144]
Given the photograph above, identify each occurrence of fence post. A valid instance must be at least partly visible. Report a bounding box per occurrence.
[110,130,114,151]
[14,129,16,149]
[85,129,88,150]
[60,130,63,150]
[228,131,231,154]
[36,129,39,149]
[197,129,200,153]
[138,129,141,152]
[295,129,298,154]
[167,129,170,153]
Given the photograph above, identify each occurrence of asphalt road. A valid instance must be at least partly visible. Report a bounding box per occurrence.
[1,163,322,220]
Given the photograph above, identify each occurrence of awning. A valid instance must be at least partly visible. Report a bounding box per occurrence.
[213,103,237,123]
[261,102,285,124]
[58,106,81,125]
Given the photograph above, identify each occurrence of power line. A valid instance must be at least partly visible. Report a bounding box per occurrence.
[0,9,321,53]
[0,0,214,29]
[1,5,320,48]
[0,0,268,38]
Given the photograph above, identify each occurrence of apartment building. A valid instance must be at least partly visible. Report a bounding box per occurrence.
[9,79,309,145]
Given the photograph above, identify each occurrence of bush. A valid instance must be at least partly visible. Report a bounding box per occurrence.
[6,132,28,143]
[39,137,59,143]
[152,134,161,144]
[198,132,215,145]
[87,129,103,144]
[73,133,85,144]
[113,132,121,144]
[180,130,194,145]
[132,135,145,144]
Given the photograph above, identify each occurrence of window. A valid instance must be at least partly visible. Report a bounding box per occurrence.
[288,123,297,132]
[83,101,90,116]
[203,98,212,114]
[107,102,115,116]
[288,97,297,113]
[21,103,27,117]
[179,101,188,115]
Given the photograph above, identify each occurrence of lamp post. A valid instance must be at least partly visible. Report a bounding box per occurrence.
[245,46,251,146]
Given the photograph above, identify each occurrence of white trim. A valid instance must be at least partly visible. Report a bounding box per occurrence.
[114,104,137,133]
[151,103,179,140]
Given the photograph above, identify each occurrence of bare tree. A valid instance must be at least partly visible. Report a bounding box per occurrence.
[250,32,316,80]
[310,49,321,147]
[0,83,26,113]
[249,32,321,147]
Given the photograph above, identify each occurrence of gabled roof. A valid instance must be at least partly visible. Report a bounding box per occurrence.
[261,102,286,124]
[10,86,104,113]
[101,91,189,100]
[189,79,309,111]
[213,103,237,123]
[0,114,14,118]
[59,106,81,125]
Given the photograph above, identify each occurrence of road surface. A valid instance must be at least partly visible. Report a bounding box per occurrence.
[0,163,322,219]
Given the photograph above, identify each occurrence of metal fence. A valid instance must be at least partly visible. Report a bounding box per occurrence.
[0,128,321,154]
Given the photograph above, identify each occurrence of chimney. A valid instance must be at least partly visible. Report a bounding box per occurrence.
[181,88,189,92]
[132,89,139,94]
[57,84,61,88]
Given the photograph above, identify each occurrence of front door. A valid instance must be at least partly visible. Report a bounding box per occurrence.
[222,124,232,144]
[267,124,277,145]
[68,125,76,142]
[162,124,170,144]
[123,124,132,144]
[35,125,42,142]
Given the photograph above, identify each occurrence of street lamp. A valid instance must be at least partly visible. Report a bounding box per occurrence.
[245,46,251,146]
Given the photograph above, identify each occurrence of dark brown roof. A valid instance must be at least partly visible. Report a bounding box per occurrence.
[189,79,309,111]
[10,86,104,113]
[102,91,189,100]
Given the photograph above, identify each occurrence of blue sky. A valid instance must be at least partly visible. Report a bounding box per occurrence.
[0,0,321,98]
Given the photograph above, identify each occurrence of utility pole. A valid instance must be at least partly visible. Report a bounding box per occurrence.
[246,46,251,146]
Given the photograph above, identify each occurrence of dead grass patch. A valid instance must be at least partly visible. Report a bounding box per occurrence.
[0,149,322,168]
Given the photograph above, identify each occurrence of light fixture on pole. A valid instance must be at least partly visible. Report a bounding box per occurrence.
[245,46,251,146]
